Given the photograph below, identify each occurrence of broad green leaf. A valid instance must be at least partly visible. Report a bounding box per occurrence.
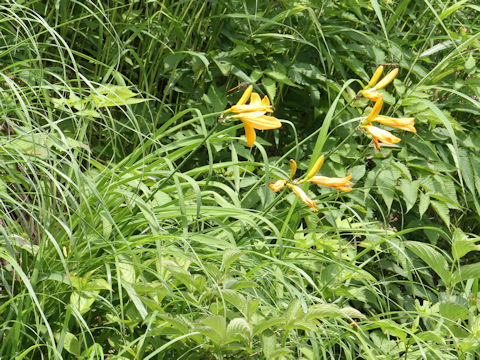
[405,241,451,285]
[452,263,480,285]
[399,179,419,213]
[226,318,251,343]
[262,76,277,103]
[63,332,80,356]
[419,192,430,217]
[222,249,244,272]
[196,315,226,346]
[430,200,450,228]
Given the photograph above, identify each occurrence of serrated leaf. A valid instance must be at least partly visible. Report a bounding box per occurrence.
[262,76,277,103]
[419,192,430,218]
[430,200,450,228]
[439,301,469,321]
[196,315,226,346]
[405,241,451,285]
[226,318,251,343]
[221,249,244,272]
[399,179,419,213]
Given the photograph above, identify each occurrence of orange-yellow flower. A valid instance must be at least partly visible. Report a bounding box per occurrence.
[269,180,287,192]
[374,115,416,133]
[365,124,401,150]
[236,112,281,146]
[360,88,384,102]
[359,67,398,101]
[286,183,317,211]
[307,174,354,192]
[225,85,281,147]
[363,98,384,125]
[230,90,273,114]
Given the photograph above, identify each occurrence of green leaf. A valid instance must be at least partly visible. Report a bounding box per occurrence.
[452,228,480,260]
[430,200,450,228]
[63,332,80,356]
[419,192,430,217]
[405,241,451,285]
[452,263,480,285]
[196,315,226,346]
[398,179,419,213]
[226,318,251,344]
[221,249,244,272]
[262,76,277,103]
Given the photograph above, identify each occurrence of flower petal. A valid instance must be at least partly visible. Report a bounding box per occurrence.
[366,125,401,149]
[359,89,384,101]
[364,65,384,90]
[269,180,286,192]
[308,174,354,191]
[262,95,270,107]
[250,92,262,106]
[373,68,399,90]
[364,98,384,124]
[242,121,256,147]
[287,184,317,211]
[241,114,281,130]
[236,85,253,105]
[374,115,416,133]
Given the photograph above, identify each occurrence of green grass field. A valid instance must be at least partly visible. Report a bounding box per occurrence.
[1,1,480,359]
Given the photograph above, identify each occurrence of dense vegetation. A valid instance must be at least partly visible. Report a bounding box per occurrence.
[1,1,480,359]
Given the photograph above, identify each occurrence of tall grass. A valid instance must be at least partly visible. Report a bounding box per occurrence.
[1,1,480,359]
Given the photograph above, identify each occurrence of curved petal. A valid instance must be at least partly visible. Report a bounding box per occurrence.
[373,68,399,90]
[261,95,270,107]
[242,121,256,147]
[287,184,317,211]
[241,115,281,130]
[236,85,253,105]
[360,89,384,101]
[366,125,401,149]
[249,92,262,106]
[374,115,416,133]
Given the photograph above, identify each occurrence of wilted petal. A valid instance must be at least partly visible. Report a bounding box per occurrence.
[269,180,287,192]
[287,184,317,211]
[308,174,354,191]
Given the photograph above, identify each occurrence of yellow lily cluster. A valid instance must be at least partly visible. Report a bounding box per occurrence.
[269,155,354,212]
[223,85,281,147]
[358,66,416,150]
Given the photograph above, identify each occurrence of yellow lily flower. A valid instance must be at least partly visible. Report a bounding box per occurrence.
[286,183,317,212]
[235,111,281,146]
[374,115,416,133]
[307,174,354,192]
[362,98,384,125]
[359,66,399,101]
[364,124,401,150]
[373,68,399,91]
[269,179,287,192]
[230,91,273,114]
[224,85,281,146]
[359,88,384,102]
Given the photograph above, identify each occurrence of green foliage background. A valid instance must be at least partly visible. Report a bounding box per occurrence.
[1,0,480,359]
